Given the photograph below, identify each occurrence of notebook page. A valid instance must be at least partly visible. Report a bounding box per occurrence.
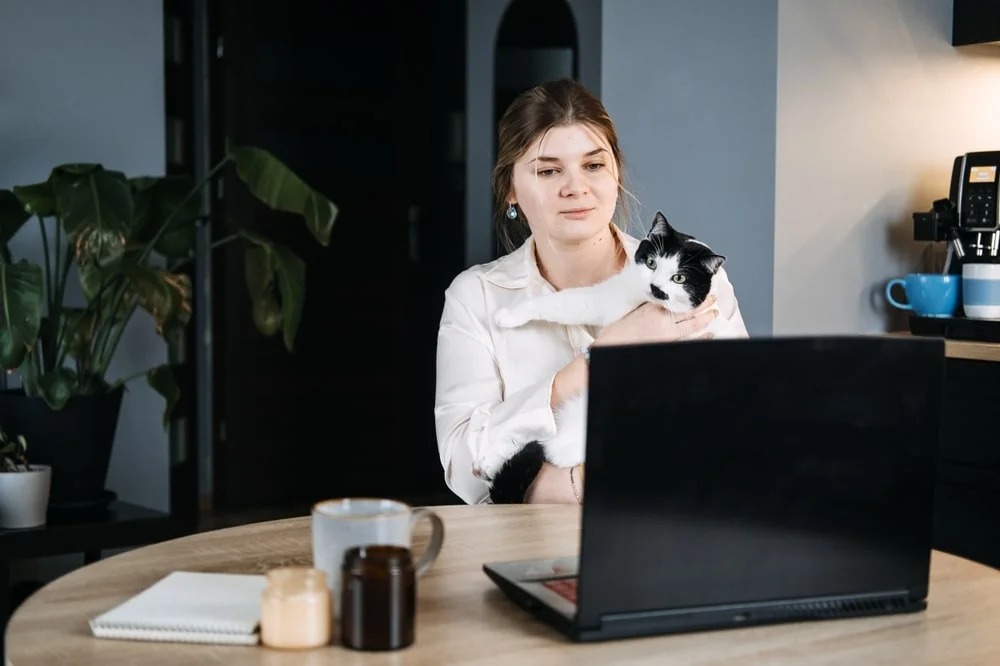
[90,571,268,637]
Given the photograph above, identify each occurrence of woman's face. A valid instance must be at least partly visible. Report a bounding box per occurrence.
[510,123,619,246]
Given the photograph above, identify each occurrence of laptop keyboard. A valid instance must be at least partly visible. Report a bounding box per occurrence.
[542,578,578,603]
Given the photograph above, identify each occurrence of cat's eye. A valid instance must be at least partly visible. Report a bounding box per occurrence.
[644,256,657,269]
[671,274,686,284]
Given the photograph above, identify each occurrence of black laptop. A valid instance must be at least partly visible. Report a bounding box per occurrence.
[483,335,945,642]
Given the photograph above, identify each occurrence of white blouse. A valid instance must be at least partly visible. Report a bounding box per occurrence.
[433,228,750,504]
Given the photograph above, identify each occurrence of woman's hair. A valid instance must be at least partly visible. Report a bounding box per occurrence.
[491,78,635,252]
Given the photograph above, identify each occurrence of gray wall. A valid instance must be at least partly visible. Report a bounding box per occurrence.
[601,0,778,336]
[774,0,1000,334]
[0,0,168,511]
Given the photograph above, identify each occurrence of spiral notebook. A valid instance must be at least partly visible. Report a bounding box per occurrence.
[89,571,269,646]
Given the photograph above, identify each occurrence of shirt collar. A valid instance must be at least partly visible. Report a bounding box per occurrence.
[482,224,641,292]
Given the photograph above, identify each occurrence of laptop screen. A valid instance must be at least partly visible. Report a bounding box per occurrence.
[577,336,943,626]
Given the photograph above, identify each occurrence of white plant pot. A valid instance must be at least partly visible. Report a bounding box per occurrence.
[0,464,52,529]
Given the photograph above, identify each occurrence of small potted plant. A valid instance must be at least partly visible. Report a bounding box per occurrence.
[0,428,51,529]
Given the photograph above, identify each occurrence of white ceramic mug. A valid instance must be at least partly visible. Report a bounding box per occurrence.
[311,497,444,616]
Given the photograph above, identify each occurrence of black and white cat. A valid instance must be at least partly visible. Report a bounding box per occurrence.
[482,211,742,502]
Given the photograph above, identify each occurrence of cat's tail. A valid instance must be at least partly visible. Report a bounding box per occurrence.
[488,441,546,504]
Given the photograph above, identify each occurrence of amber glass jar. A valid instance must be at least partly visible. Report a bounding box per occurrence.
[260,567,332,649]
[340,545,416,651]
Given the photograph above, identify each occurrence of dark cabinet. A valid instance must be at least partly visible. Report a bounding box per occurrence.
[934,356,1000,570]
[953,0,1000,46]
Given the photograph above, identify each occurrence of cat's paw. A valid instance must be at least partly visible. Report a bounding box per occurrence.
[494,304,536,328]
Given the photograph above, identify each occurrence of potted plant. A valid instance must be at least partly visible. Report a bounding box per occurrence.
[0,144,337,507]
[0,428,50,529]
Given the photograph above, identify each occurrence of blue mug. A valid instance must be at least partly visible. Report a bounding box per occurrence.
[885,273,960,318]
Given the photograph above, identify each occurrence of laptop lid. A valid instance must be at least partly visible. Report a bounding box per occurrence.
[575,335,944,631]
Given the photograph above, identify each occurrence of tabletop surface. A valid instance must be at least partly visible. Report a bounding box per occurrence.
[7,503,1000,665]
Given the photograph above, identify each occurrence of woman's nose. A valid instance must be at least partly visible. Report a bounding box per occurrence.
[560,171,589,196]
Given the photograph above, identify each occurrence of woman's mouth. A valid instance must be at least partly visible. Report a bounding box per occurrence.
[560,207,595,220]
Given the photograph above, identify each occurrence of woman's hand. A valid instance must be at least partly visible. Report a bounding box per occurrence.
[592,295,719,348]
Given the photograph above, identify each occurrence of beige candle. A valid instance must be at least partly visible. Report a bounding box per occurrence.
[260,567,332,649]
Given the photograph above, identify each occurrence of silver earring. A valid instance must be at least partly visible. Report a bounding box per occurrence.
[506,204,517,219]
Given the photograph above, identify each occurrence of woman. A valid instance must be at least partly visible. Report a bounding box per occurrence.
[434,79,748,505]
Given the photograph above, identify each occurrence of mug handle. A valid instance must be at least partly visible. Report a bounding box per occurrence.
[885,279,912,310]
[410,507,445,577]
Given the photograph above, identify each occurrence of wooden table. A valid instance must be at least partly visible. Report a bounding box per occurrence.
[6,504,1000,665]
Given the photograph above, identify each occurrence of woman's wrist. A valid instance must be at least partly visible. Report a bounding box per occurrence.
[569,464,583,504]
[523,463,578,504]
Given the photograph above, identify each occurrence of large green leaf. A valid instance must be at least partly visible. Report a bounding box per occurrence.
[0,189,31,260]
[240,230,305,351]
[37,368,75,410]
[146,363,181,427]
[0,259,44,369]
[228,145,338,246]
[12,164,127,222]
[76,260,133,324]
[12,180,56,218]
[123,265,192,337]
[130,175,201,259]
[58,307,97,360]
[53,166,133,267]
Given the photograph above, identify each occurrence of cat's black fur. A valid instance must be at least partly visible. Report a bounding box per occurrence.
[488,442,546,504]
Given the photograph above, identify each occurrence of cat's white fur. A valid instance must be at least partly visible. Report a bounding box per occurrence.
[476,221,742,481]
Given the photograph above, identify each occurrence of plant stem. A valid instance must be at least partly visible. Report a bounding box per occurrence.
[54,218,62,301]
[112,365,155,387]
[94,301,137,375]
[169,233,240,271]
[137,157,230,266]
[36,215,56,373]
[54,248,73,320]
[37,216,52,312]
[52,271,126,373]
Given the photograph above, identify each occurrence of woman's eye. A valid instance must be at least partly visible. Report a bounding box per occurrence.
[671,274,686,284]
[645,256,657,269]
[585,163,605,171]
[537,169,557,177]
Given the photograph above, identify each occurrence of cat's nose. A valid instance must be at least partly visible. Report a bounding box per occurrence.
[650,285,668,300]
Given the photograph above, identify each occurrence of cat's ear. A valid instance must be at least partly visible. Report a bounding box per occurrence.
[649,211,673,237]
[700,252,726,274]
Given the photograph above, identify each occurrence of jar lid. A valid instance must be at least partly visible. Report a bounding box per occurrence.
[265,566,328,594]
[341,545,414,576]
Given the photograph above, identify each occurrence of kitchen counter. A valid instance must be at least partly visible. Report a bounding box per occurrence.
[884,331,1000,362]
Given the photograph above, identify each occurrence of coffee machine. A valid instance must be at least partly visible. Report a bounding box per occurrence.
[911,150,1000,341]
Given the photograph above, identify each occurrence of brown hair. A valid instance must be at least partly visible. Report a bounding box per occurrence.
[491,78,633,253]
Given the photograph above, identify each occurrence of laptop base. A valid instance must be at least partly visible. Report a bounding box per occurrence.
[484,556,928,643]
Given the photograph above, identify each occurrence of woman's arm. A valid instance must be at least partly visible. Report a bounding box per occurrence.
[435,273,578,504]
[551,355,588,408]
